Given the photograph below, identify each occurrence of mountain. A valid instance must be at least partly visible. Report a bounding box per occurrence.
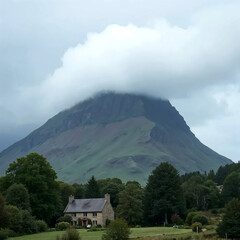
[0,93,232,184]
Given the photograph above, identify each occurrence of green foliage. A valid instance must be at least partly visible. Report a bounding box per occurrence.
[221,171,240,203]
[207,170,215,181]
[192,222,202,232]
[0,229,8,240]
[215,162,240,185]
[102,219,130,240]
[105,219,111,227]
[19,209,37,234]
[73,184,85,199]
[217,198,240,239]
[0,193,9,229]
[56,228,81,240]
[5,205,22,233]
[171,214,183,225]
[36,220,48,232]
[85,176,101,198]
[87,226,104,232]
[87,219,92,225]
[5,153,61,223]
[185,212,197,226]
[182,176,220,210]
[144,162,186,225]
[59,182,74,209]
[6,183,30,211]
[77,218,82,226]
[57,222,70,231]
[192,214,209,225]
[117,183,143,226]
[56,215,72,223]
[98,178,124,208]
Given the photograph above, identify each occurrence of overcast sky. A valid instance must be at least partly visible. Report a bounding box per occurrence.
[0,0,239,161]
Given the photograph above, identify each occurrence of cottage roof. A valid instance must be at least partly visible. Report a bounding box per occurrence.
[64,198,106,213]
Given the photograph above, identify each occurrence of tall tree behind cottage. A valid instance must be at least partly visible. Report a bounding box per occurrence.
[144,162,186,225]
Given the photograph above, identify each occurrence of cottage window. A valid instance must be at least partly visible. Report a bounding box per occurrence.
[93,212,97,217]
[83,212,87,217]
[93,220,97,225]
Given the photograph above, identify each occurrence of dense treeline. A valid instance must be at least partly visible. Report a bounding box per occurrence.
[0,153,240,238]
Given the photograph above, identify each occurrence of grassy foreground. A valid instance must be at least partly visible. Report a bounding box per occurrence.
[8,227,192,240]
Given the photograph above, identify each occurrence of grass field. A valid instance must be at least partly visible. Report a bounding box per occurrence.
[8,227,192,240]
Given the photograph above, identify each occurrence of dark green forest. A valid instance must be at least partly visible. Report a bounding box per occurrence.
[0,153,240,238]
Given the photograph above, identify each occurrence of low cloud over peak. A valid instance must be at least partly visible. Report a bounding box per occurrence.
[1,1,240,160]
[20,4,240,122]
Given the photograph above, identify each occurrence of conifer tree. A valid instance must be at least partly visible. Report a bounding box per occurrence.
[144,162,186,225]
[85,176,101,198]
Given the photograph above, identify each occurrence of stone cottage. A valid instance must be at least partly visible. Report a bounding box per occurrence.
[64,194,114,227]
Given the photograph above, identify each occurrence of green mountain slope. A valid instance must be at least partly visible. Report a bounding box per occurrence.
[0,93,232,184]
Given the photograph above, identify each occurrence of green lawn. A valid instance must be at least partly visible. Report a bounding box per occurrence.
[8,227,192,240]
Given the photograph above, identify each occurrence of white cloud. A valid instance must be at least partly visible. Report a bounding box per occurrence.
[1,1,240,161]
[17,4,240,122]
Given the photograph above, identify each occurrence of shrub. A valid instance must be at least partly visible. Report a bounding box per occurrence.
[192,222,202,232]
[5,205,22,233]
[192,215,209,225]
[211,209,217,214]
[202,232,217,238]
[57,222,70,231]
[36,220,48,232]
[102,219,130,240]
[0,230,8,240]
[171,214,183,225]
[96,224,102,228]
[77,218,82,226]
[56,228,81,240]
[20,210,37,234]
[185,212,197,226]
[3,229,16,238]
[87,219,92,225]
[57,215,72,223]
[87,226,104,232]
[105,219,111,227]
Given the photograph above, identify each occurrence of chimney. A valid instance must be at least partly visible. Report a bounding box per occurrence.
[69,195,74,203]
[105,193,110,203]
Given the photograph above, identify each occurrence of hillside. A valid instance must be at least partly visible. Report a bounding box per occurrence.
[0,93,232,184]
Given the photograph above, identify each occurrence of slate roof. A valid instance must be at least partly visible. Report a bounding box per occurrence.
[64,198,106,213]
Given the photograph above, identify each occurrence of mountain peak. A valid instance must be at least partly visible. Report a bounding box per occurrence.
[0,92,232,184]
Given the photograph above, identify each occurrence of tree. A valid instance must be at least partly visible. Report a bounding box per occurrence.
[182,176,219,210]
[4,153,61,223]
[221,171,240,204]
[102,219,130,240]
[185,212,197,226]
[73,183,85,199]
[6,183,31,211]
[101,182,124,208]
[217,198,240,239]
[207,170,215,181]
[59,182,74,209]
[0,193,9,228]
[192,214,209,225]
[98,178,124,208]
[85,176,101,198]
[117,183,143,226]
[144,162,186,225]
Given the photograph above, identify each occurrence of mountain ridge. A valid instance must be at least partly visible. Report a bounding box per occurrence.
[0,92,232,184]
